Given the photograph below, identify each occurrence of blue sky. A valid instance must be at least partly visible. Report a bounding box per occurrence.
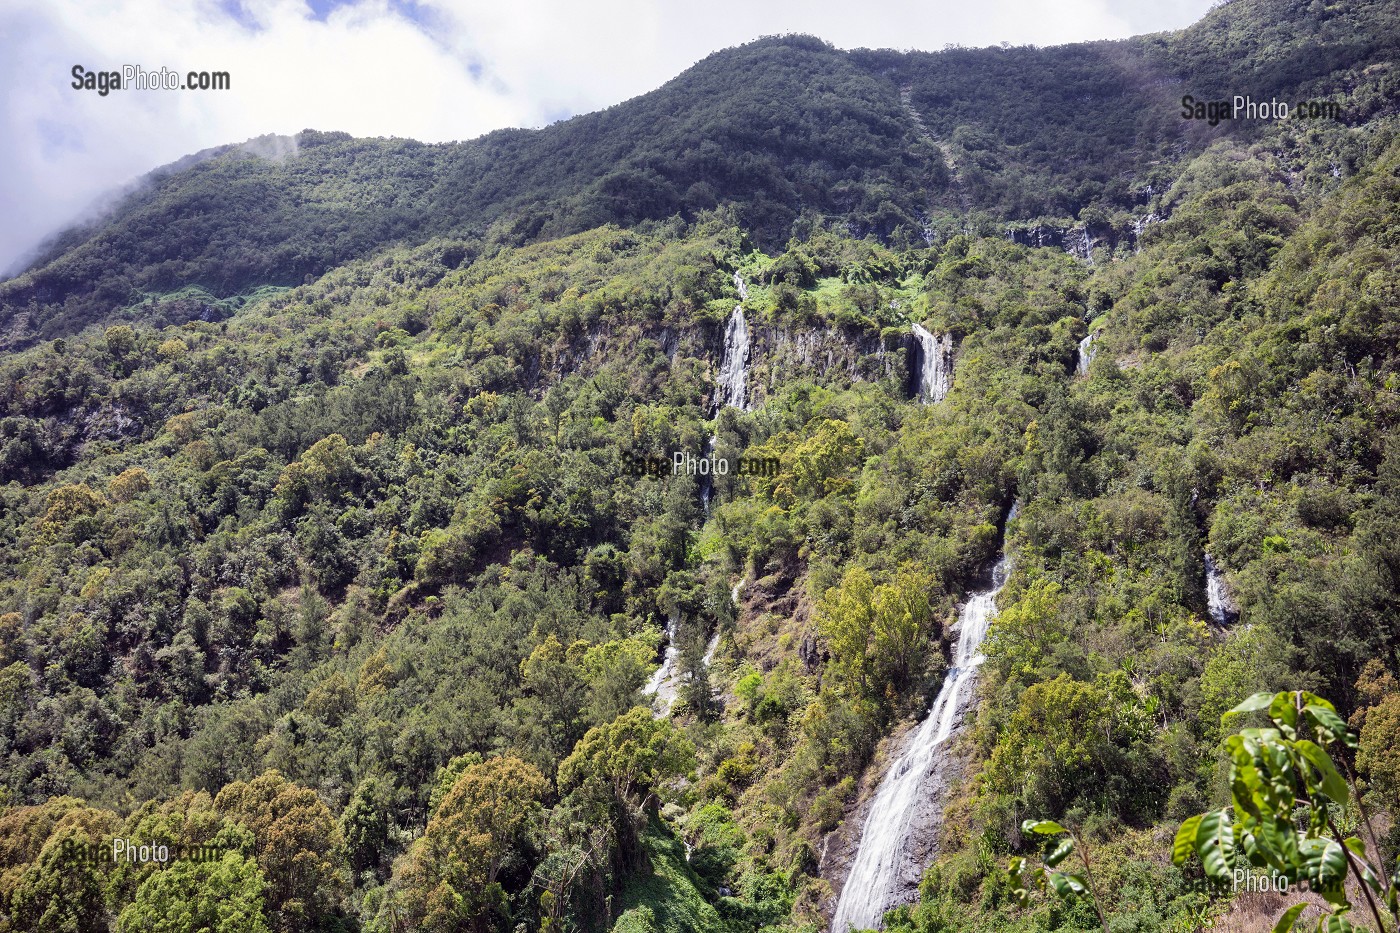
[0,0,1214,277]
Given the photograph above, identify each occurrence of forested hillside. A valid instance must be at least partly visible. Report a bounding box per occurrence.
[3,0,1398,351]
[1,0,1399,931]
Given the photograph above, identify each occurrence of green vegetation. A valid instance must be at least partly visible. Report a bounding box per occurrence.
[1173,690,1395,933]
[5,0,1397,350]
[0,1,1398,931]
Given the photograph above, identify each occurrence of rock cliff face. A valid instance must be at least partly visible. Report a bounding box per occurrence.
[542,318,898,411]
[1004,213,1162,260]
[749,323,896,404]
[820,715,968,929]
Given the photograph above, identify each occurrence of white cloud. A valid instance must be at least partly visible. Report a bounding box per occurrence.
[0,0,1213,275]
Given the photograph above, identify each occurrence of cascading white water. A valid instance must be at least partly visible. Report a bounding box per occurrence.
[702,631,720,668]
[832,552,1012,931]
[910,324,954,404]
[1204,553,1238,626]
[643,612,683,711]
[716,306,751,412]
[656,278,751,708]
[1076,332,1097,377]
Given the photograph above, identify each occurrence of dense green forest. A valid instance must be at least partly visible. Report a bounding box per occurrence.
[2,0,1400,931]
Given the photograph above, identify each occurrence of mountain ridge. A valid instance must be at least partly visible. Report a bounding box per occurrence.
[2,0,1395,351]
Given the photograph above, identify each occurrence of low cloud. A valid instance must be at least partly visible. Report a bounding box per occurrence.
[0,0,1212,276]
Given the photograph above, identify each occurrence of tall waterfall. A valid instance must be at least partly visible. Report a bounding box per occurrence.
[716,306,751,412]
[733,271,749,301]
[910,324,954,404]
[832,546,1012,931]
[643,612,683,712]
[1205,554,1239,626]
[1076,332,1097,377]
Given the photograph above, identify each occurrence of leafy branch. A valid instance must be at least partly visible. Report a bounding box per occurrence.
[1008,819,1110,933]
[1173,690,1400,933]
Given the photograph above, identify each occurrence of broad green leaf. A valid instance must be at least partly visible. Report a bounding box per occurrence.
[1256,814,1297,871]
[1320,912,1354,933]
[1295,740,1348,804]
[1299,692,1337,714]
[1272,903,1306,933]
[1240,830,1267,869]
[1318,841,1347,888]
[1196,809,1235,881]
[1304,705,1355,749]
[1045,837,1075,868]
[1301,837,1347,890]
[1226,734,1253,769]
[1023,819,1067,836]
[1046,871,1086,898]
[1270,692,1299,737]
[1173,814,1202,866]
[1228,692,1276,718]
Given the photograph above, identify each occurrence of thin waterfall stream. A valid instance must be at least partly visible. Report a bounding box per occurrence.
[716,305,751,412]
[831,519,1014,931]
[643,611,683,712]
[653,273,751,708]
[1204,553,1238,626]
[910,324,953,404]
[1076,331,1097,377]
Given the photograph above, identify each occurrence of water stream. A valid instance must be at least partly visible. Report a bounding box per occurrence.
[1076,332,1097,377]
[832,535,1013,930]
[1205,553,1238,626]
[716,306,751,412]
[910,324,953,404]
[715,273,751,413]
[643,612,683,712]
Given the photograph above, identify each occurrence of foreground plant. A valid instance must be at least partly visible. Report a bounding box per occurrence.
[1008,819,1110,933]
[1174,690,1400,932]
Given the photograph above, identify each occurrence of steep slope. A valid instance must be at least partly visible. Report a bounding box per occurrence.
[3,0,1396,352]
[0,3,1398,932]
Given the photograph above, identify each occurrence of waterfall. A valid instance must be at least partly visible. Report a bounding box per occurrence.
[733,271,749,302]
[1076,332,1097,377]
[910,324,954,404]
[1204,554,1238,626]
[702,631,720,668]
[716,306,751,412]
[643,612,683,712]
[832,547,1013,931]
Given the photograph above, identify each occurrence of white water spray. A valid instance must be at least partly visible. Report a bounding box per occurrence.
[1205,553,1238,626]
[832,546,1013,930]
[716,306,751,412]
[643,612,683,712]
[702,631,720,668]
[1076,332,1097,377]
[910,324,954,404]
